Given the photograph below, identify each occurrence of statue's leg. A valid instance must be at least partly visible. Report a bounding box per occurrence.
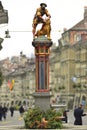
[47,31,51,39]
[32,19,38,38]
[32,27,36,37]
[47,26,51,39]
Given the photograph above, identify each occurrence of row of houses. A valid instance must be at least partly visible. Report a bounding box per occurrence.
[50,6,87,108]
[0,53,36,107]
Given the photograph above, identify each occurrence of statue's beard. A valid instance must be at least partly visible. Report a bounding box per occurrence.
[42,7,45,10]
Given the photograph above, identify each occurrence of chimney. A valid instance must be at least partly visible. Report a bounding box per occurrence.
[84,6,87,19]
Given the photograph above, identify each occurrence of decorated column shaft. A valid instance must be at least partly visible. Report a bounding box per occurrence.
[32,36,52,92]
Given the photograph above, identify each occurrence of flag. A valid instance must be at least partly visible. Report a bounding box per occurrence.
[7,79,14,91]
[12,79,14,86]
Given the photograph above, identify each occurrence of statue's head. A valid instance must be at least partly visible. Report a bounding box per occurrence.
[40,3,47,10]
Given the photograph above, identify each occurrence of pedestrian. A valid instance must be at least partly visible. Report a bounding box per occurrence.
[74,104,87,125]
[10,105,14,117]
[62,109,69,123]
[0,104,3,121]
[19,105,24,117]
[2,104,8,120]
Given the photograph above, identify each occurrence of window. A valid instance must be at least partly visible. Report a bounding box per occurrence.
[77,34,81,41]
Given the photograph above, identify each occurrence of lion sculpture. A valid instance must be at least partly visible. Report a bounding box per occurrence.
[35,18,51,39]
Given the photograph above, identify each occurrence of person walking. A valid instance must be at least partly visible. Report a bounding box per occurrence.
[10,105,14,117]
[62,109,69,123]
[74,104,87,125]
[2,104,8,120]
[0,104,3,121]
[19,105,24,120]
[19,105,24,117]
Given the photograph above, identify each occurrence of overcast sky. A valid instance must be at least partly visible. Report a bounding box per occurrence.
[0,0,87,60]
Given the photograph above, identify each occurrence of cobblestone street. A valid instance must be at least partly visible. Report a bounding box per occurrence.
[0,110,87,129]
[0,110,24,128]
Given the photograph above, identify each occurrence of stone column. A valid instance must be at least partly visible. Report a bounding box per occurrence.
[32,36,53,111]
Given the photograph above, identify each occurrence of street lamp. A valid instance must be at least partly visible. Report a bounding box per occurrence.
[5,29,11,38]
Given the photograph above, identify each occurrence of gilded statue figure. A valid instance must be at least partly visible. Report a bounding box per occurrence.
[32,3,51,39]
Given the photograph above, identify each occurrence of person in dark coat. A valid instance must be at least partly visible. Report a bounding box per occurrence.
[2,105,8,120]
[19,105,24,117]
[74,104,86,125]
[10,105,14,117]
[62,110,69,123]
[0,104,3,121]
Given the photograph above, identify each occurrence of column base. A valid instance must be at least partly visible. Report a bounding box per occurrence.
[32,92,53,111]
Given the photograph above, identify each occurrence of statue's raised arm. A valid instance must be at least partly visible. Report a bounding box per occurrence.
[32,3,51,40]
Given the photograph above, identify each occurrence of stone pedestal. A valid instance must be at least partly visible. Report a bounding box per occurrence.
[33,92,52,111]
